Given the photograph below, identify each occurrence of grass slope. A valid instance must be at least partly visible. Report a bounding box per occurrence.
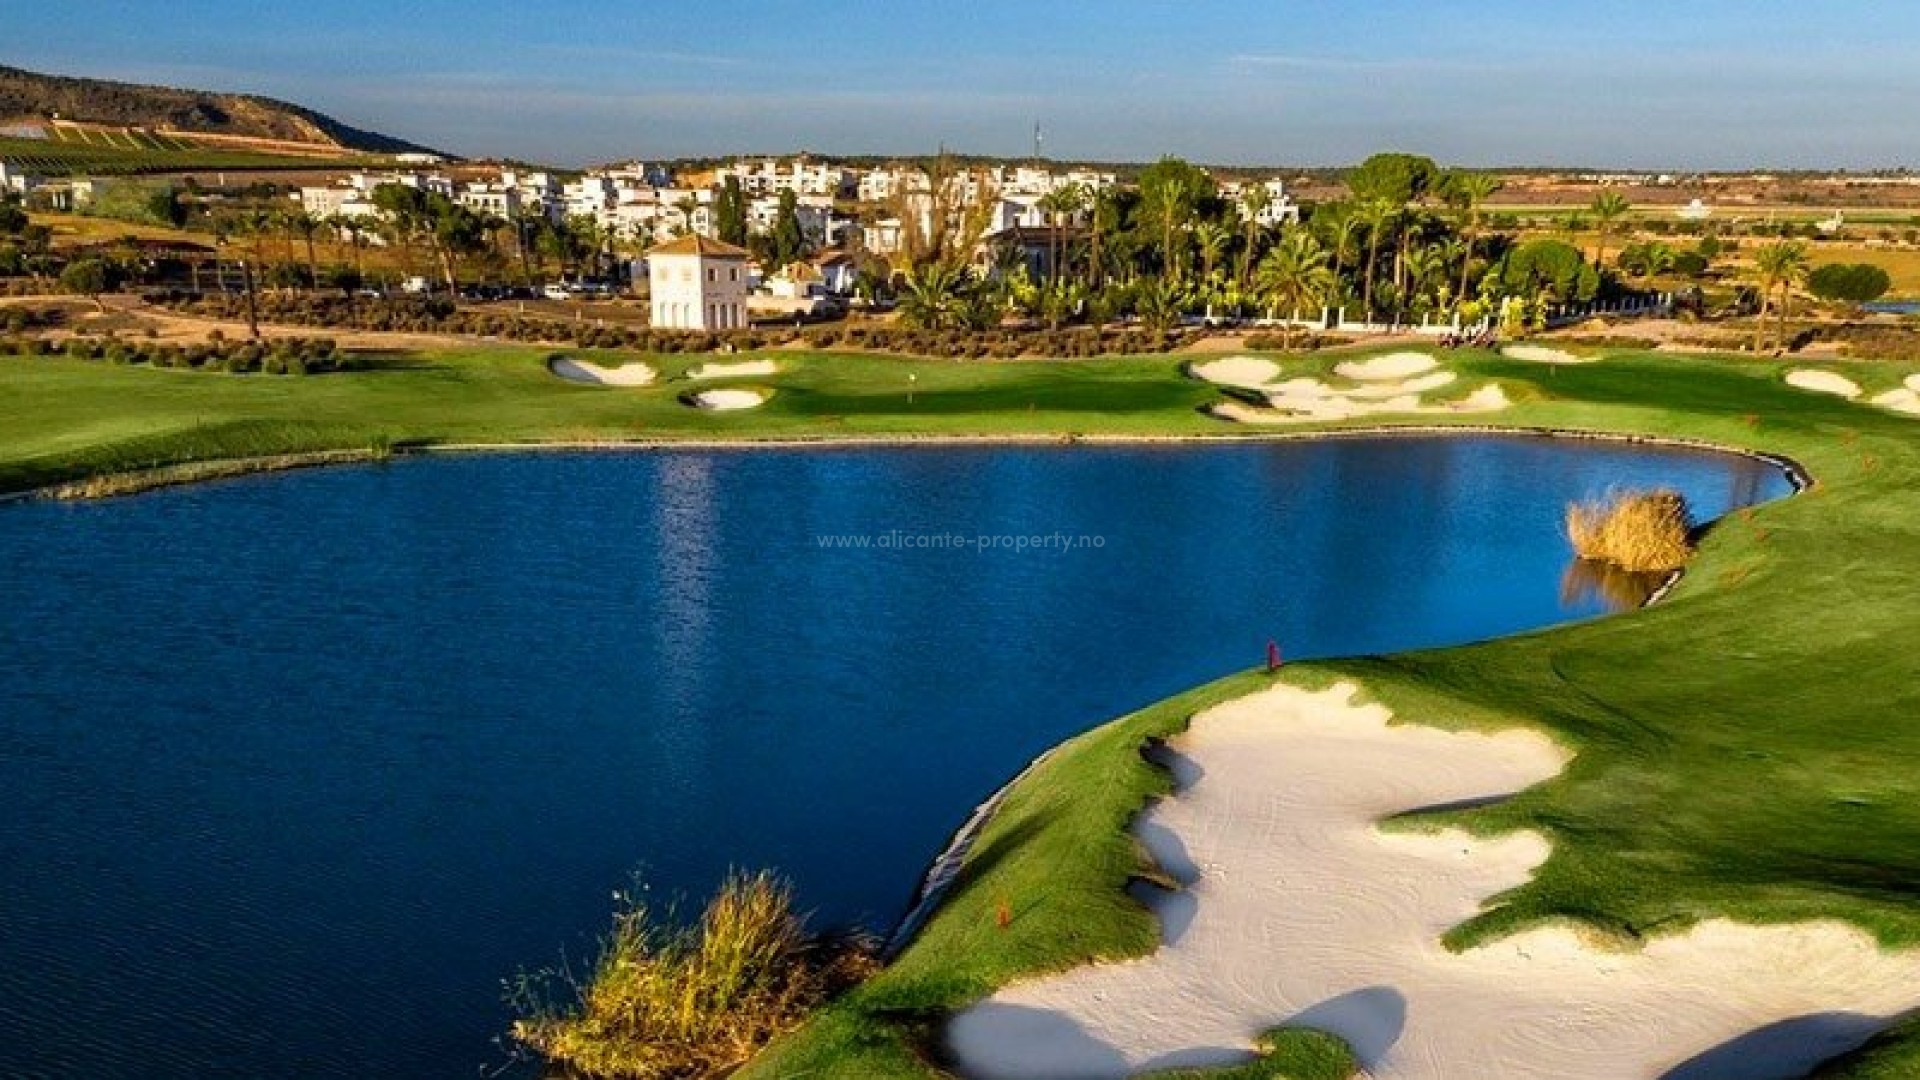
[6,342,1920,1076]
[0,134,374,176]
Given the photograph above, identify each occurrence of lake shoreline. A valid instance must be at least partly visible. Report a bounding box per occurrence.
[5,423,1811,505]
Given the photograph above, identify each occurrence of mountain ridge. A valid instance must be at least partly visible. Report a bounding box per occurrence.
[0,63,443,157]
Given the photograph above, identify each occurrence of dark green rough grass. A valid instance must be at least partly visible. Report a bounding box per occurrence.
[9,341,1920,1077]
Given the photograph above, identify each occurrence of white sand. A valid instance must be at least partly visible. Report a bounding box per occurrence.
[948,681,1920,1080]
[1348,371,1458,399]
[1191,356,1284,389]
[1871,388,1920,415]
[547,355,657,387]
[1502,344,1591,365]
[1212,381,1506,424]
[1334,352,1438,381]
[689,388,766,411]
[1452,384,1511,412]
[687,358,779,380]
[1785,369,1862,399]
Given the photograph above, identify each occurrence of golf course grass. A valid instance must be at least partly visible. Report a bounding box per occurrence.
[6,340,1920,1077]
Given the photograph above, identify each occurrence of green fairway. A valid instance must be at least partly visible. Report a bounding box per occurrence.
[7,341,1920,1076]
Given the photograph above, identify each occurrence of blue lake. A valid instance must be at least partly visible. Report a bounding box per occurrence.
[0,438,1791,1078]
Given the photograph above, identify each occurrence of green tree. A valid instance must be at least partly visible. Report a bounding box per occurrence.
[714,176,749,246]
[1137,156,1212,283]
[1806,263,1891,307]
[0,202,31,235]
[769,189,807,269]
[1590,190,1632,269]
[324,264,364,298]
[60,257,112,310]
[1493,238,1601,306]
[1345,152,1439,207]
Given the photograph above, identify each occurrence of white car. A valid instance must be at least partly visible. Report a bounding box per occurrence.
[542,284,574,301]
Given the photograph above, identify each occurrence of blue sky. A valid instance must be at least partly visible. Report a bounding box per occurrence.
[8,1,1920,169]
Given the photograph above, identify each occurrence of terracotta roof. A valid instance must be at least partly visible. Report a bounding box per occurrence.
[645,234,751,259]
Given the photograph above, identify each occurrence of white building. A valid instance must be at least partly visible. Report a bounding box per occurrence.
[458,185,522,219]
[0,160,37,195]
[720,157,851,197]
[1219,179,1302,226]
[647,235,751,331]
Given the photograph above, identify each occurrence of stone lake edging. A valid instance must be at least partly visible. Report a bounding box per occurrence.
[5,425,1812,506]
[884,745,1060,959]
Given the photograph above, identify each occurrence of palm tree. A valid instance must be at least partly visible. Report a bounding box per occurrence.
[896,261,973,330]
[1620,240,1675,283]
[1445,172,1502,316]
[1590,190,1632,269]
[1254,230,1334,347]
[1194,220,1232,288]
[1408,240,1461,318]
[1236,184,1272,289]
[1036,182,1086,286]
[327,214,367,276]
[1751,240,1810,352]
[1357,198,1397,323]
[1086,187,1120,293]
[282,210,321,290]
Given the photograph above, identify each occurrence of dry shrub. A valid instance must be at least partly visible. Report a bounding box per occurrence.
[512,870,873,1080]
[1565,489,1694,571]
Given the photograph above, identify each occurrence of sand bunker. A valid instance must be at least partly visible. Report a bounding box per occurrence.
[1191,356,1284,389]
[688,388,766,411]
[547,355,657,387]
[1871,375,1920,416]
[1212,381,1506,424]
[947,681,1920,1080]
[687,358,779,380]
[1334,352,1439,381]
[1502,344,1590,365]
[1785,369,1862,399]
[1872,389,1920,415]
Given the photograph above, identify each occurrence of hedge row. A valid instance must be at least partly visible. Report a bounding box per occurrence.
[142,292,1200,358]
[7,333,357,375]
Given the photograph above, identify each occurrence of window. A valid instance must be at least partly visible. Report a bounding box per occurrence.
[729,267,739,282]
[707,268,716,283]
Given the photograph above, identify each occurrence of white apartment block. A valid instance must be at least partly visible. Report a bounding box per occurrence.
[720,157,851,197]
[1219,179,1302,226]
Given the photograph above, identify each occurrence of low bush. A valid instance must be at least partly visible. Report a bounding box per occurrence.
[511,870,873,1080]
[1566,489,1694,571]
[140,291,1201,359]
[6,329,352,375]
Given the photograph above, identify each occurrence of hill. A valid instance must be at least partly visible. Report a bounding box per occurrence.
[0,63,441,157]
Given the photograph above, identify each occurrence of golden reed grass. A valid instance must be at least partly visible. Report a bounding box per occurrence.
[512,870,873,1079]
[1565,489,1695,572]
